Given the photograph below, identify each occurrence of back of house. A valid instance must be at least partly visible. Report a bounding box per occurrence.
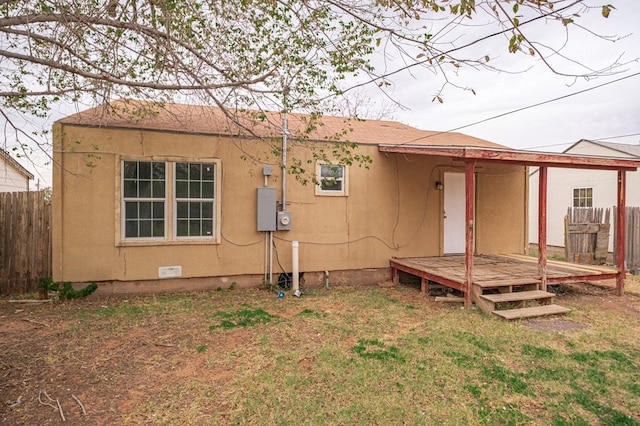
[52,100,528,294]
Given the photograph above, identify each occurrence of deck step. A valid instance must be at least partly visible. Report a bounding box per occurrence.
[474,278,541,288]
[480,290,554,304]
[493,304,571,320]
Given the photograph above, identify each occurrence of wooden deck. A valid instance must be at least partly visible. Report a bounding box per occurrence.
[390,254,619,294]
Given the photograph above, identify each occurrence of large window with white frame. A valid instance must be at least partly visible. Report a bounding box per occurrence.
[573,187,593,207]
[315,163,348,196]
[121,160,218,242]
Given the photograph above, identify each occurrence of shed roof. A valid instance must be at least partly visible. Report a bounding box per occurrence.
[0,148,34,180]
[57,99,505,149]
[564,139,640,158]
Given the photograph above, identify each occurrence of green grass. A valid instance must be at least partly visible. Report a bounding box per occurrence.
[2,286,638,425]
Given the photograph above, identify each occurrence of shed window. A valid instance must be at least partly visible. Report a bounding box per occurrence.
[315,163,348,196]
[573,187,593,207]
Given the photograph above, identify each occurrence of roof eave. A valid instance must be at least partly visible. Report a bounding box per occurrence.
[378,145,640,171]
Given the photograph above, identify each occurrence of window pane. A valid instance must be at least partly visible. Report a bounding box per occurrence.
[177,219,188,236]
[190,220,201,236]
[139,180,151,198]
[189,182,200,198]
[153,220,164,237]
[202,182,214,198]
[139,162,151,179]
[125,202,138,219]
[322,180,343,191]
[124,180,138,198]
[123,161,138,179]
[202,220,213,236]
[321,164,343,178]
[176,181,188,198]
[125,221,138,238]
[139,220,151,237]
[202,202,213,219]
[139,202,151,219]
[190,163,202,180]
[152,181,165,198]
[176,163,189,180]
[152,162,165,180]
[177,202,188,219]
[203,165,214,181]
[190,202,201,218]
[153,202,164,219]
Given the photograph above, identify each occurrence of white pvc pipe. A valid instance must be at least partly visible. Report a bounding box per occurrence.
[269,232,273,285]
[292,240,299,295]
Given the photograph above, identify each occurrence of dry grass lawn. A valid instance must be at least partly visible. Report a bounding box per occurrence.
[1,277,639,425]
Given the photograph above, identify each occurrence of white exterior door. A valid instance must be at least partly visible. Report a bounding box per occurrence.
[444,172,466,254]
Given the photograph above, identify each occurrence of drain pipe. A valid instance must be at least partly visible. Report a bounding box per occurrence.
[281,112,289,212]
[292,240,300,296]
[324,270,330,289]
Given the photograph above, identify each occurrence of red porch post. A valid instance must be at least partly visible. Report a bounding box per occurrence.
[616,170,626,295]
[538,166,548,291]
[464,161,476,308]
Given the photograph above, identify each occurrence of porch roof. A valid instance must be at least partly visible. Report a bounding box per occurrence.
[378,144,640,171]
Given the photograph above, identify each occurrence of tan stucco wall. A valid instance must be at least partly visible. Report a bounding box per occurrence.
[52,124,527,286]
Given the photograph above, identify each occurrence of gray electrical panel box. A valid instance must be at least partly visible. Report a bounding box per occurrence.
[257,187,277,231]
[277,211,292,231]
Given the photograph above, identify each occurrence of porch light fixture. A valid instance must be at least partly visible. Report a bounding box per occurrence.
[435,181,444,190]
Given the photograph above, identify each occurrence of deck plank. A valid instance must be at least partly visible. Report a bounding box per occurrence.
[493,304,571,320]
[474,278,541,288]
[480,290,554,303]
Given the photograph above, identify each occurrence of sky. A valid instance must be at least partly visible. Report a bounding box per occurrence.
[11,0,640,188]
[363,0,640,152]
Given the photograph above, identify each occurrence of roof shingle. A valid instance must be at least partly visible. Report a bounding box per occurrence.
[57,99,507,149]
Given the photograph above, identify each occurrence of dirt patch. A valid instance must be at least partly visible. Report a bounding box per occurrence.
[523,319,587,333]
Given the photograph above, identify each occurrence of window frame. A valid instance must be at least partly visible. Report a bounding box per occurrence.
[173,162,216,240]
[572,187,593,208]
[118,157,221,246]
[315,162,349,197]
[121,160,167,240]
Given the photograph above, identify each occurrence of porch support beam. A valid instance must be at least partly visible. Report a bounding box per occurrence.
[464,161,476,308]
[538,166,548,291]
[616,170,626,295]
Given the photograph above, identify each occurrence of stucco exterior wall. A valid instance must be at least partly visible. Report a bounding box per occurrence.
[53,123,527,288]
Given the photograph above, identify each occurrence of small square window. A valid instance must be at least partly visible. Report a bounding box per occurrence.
[573,187,593,208]
[315,163,348,196]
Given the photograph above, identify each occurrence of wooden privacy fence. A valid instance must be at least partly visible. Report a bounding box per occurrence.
[614,206,640,274]
[0,190,52,294]
[564,207,610,265]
